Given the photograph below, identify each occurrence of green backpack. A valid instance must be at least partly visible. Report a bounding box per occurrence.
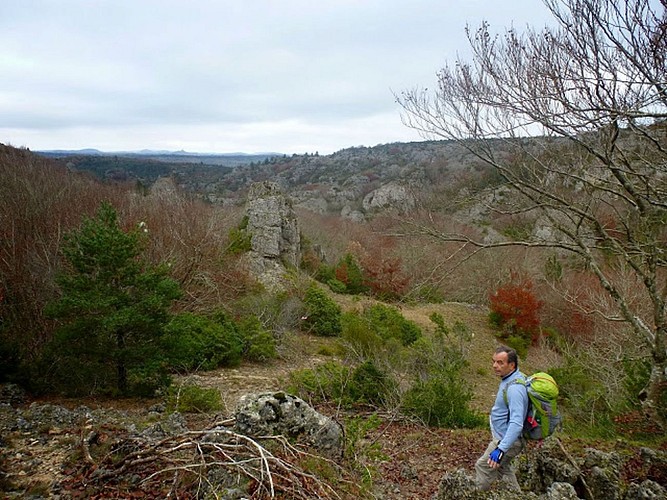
[504,372,562,440]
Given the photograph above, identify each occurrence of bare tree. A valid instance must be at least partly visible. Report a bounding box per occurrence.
[396,0,667,426]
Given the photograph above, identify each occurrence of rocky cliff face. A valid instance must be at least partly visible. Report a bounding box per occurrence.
[244,181,301,291]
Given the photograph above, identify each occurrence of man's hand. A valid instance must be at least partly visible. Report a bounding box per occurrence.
[487,447,505,469]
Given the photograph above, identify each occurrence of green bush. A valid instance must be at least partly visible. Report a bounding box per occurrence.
[44,202,181,396]
[505,335,529,360]
[401,320,482,428]
[314,263,336,284]
[166,384,223,413]
[402,368,484,428]
[128,361,172,398]
[327,278,347,294]
[365,304,421,346]
[349,361,395,406]
[549,358,615,435]
[288,360,395,407]
[237,315,276,361]
[334,253,368,295]
[341,311,384,357]
[488,310,503,329]
[303,285,342,337]
[288,361,351,403]
[162,312,243,372]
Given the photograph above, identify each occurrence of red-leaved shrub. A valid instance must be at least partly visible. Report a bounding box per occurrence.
[489,276,543,343]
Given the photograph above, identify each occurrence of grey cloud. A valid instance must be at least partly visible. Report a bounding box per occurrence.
[0,0,553,152]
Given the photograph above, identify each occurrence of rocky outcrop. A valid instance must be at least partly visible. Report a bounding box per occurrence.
[233,392,344,457]
[341,204,365,222]
[0,393,344,498]
[244,181,301,291]
[149,176,180,199]
[433,438,667,500]
[362,181,416,213]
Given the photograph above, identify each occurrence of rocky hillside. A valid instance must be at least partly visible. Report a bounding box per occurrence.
[202,140,502,218]
[37,140,506,220]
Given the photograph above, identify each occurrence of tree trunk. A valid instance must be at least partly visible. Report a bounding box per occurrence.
[640,328,667,429]
[116,331,127,394]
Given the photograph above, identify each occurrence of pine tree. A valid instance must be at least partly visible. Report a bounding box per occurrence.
[46,202,181,395]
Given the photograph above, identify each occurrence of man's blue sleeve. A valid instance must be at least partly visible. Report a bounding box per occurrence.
[498,383,528,451]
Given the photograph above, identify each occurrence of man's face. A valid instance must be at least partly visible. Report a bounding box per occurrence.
[492,351,515,378]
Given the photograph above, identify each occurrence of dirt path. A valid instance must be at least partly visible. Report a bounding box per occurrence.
[175,342,331,415]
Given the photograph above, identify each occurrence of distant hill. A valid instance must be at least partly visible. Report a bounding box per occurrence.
[34,141,505,218]
[37,149,281,167]
[34,149,284,189]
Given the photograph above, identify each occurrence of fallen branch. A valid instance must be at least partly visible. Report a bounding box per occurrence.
[555,437,594,500]
[84,424,343,499]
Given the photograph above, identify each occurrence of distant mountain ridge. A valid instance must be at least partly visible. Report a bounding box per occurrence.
[36,149,282,173]
[37,148,282,157]
[34,140,502,220]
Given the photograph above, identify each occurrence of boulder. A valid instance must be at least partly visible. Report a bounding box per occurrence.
[623,479,667,499]
[233,392,343,457]
[518,438,581,492]
[340,204,365,222]
[434,439,667,499]
[431,468,483,500]
[544,482,579,500]
[431,468,539,500]
[0,383,27,406]
[582,448,622,500]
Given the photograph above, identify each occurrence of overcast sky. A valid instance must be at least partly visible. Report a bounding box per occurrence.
[1,1,553,154]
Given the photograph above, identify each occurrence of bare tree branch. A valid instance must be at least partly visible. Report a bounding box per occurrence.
[396,0,667,426]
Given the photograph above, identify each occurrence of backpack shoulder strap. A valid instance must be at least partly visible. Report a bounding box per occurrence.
[502,377,526,407]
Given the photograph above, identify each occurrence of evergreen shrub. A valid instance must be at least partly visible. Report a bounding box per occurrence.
[166,384,223,413]
[162,312,243,372]
[341,311,384,357]
[302,285,342,336]
[326,278,347,294]
[402,372,484,428]
[402,319,483,428]
[236,315,276,361]
[287,361,350,403]
[44,202,181,396]
[349,360,395,405]
[365,304,421,346]
[334,253,368,295]
[288,360,395,407]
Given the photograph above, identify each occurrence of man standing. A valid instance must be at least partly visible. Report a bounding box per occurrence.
[475,345,529,491]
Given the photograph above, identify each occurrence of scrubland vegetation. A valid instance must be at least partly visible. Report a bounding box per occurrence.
[1,134,663,443]
[2,0,667,496]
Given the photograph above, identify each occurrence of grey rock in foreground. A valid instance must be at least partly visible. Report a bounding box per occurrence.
[433,440,667,500]
[233,391,343,457]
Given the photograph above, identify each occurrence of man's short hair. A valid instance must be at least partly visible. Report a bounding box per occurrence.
[495,345,518,368]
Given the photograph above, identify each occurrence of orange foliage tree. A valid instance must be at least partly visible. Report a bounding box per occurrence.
[489,275,543,344]
[347,241,411,301]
